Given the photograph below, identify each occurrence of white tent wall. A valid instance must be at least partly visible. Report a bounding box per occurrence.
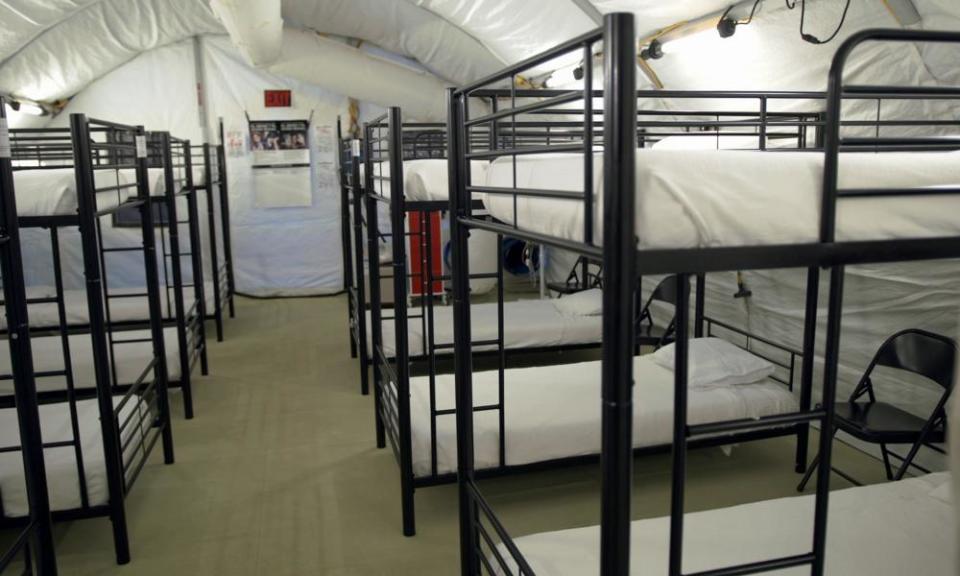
[19,36,354,296]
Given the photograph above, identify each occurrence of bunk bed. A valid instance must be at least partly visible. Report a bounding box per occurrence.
[4,131,210,419]
[446,18,960,576]
[0,97,57,575]
[369,97,838,535]
[1,114,176,566]
[189,136,236,342]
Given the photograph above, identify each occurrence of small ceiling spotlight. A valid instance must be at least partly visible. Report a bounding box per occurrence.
[716,16,738,38]
[640,39,663,60]
[572,65,584,81]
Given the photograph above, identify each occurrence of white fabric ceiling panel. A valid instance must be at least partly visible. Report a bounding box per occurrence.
[411,0,596,74]
[0,0,222,102]
[0,0,98,61]
[282,0,503,86]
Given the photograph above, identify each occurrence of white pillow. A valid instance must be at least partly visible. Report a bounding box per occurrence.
[552,288,603,317]
[928,479,953,505]
[651,337,775,389]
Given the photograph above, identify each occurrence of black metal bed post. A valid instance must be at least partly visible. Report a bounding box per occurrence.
[388,108,417,537]
[795,267,819,473]
[183,140,209,377]
[0,99,58,575]
[809,31,849,576]
[202,143,224,342]
[216,121,236,318]
[160,133,194,420]
[337,118,357,358]
[668,274,690,576]
[351,143,370,398]
[364,126,385,447]
[694,273,706,337]
[136,125,176,465]
[599,12,636,576]
[448,87,478,576]
[70,114,131,564]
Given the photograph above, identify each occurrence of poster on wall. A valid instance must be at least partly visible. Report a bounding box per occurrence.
[249,118,313,208]
[249,120,310,167]
[226,130,245,158]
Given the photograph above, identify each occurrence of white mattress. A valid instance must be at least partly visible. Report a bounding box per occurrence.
[0,396,147,516]
[13,169,138,217]
[361,159,488,201]
[367,299,602,357]
[12,167,204,218]
[0,327,183,395]
[8,281,218,330]
[410,354,797,476]
[496,472,954,575]
[482,150,960,248]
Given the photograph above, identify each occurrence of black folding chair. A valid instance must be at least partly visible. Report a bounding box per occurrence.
[635,275,687,349]
[797,328,955,491]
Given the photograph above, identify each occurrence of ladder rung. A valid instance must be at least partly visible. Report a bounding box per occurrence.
[686,410,824,438]
[108,292,149,299]
[435,403,500,416]
[433,339,500,350]
[26,297,58,305]
[839,136,960,146]
[112,338,153,344]
[0,370,69,380]
[843,84,960,97]
[838,186,960,198]
[102,247,144,253]
[685,552,815,576]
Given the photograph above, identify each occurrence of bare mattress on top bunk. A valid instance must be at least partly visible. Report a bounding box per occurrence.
[481,150,960,247]
[13,167,208,217]
[360,159,488,201]
[494,473,954,575]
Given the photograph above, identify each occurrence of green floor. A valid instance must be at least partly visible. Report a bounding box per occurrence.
[38,296,887,574]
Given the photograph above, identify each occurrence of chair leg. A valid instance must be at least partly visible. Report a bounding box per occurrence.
[879,443,894,480]
[797,451,821,492]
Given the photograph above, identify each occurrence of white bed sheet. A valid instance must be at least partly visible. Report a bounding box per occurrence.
[9,281,218,330]
[366,299,602,358]
[0,397,146,516]
[360,159,488,201]
[483,150,960,248]
[410,354,797,476]
[13,169,138,217]
[496,472,954,575]
[0,327,183,395]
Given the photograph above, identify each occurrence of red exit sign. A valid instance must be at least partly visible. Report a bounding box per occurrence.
[264,89,292,107]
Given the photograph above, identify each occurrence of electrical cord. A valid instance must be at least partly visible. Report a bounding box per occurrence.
[785,0,852,44]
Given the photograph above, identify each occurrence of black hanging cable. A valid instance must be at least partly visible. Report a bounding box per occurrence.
[786,0,852,44]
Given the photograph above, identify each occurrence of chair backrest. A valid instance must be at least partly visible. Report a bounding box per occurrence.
[871,329,956,391]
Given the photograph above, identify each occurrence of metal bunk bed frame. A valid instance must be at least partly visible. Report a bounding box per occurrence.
[0,97,58,575]
[154,133,208,419]
[189,137,235,342]
[449,16,960,576]
[363,93,833,538]
[3,114,175,565]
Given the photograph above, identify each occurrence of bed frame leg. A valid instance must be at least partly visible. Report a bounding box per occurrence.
[402,482,416,537]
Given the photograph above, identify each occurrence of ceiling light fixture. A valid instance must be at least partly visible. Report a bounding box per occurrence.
[5,99,46,116]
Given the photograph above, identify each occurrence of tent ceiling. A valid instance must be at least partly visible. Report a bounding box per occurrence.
[0,0,958,105]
